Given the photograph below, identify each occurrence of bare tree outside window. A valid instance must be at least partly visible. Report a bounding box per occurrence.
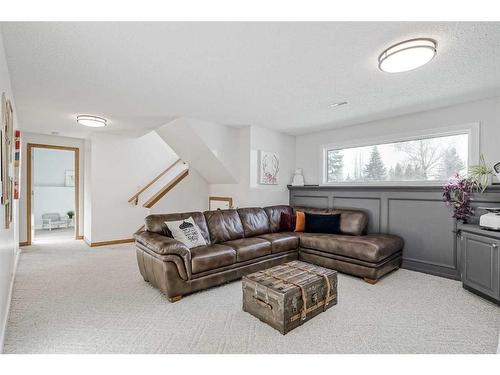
[394,139,442,179]
[437,147,466,180]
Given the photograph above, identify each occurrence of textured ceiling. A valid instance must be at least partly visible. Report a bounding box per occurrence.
[2,22,500,137]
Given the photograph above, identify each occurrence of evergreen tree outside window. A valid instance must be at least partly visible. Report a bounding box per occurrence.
[363,146,386,181]
[326,150,343,182]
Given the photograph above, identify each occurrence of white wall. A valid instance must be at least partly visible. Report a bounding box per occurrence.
[19,133,85,242]
[185,119,241,180]
[149,168,209,215]
[33,148,74,186]
[85,131,209,243]
[0,31,19,351]
[210,126,296,208]
[155,118,239,184]
[33,148,75,229]
[296,96,500,185]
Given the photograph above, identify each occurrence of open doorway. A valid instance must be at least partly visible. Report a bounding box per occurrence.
[27,143,79,244]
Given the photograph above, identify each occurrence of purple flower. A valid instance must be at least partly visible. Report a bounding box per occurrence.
[442,173,474,222]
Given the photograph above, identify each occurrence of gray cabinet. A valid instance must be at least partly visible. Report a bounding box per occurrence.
[459,227,500,304]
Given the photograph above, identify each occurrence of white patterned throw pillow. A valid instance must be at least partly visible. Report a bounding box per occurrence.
[165,217,207,249]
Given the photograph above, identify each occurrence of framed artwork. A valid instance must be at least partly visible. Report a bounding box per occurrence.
[258,150,279,185]
[14,130,20,199]
[1,92,14,228]
[65,170,75,187]
[1,93,6,203]
[209,196,233,210]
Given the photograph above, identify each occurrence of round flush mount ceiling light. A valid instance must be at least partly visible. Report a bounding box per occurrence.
[76,114,107,128]
[378,38,437,73]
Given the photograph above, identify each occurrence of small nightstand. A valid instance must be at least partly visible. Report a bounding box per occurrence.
[457,224,500,305]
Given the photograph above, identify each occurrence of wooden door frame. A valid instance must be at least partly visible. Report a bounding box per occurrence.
[26,143,80,245]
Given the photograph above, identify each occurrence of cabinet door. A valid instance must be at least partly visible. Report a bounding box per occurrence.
[461,232,499,300]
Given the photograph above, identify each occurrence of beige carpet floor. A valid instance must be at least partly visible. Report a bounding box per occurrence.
[34,227,75,243]
[4,240,500,354]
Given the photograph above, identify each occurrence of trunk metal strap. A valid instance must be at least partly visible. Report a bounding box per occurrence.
[283,263,332,312]
[260,270,308,321]
[258,263,334,321]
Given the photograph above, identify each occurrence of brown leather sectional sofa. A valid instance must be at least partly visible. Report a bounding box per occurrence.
[135,205,403,302]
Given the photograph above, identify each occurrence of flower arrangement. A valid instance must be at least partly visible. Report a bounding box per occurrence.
[442,174,474,222]
[442,154,495,223]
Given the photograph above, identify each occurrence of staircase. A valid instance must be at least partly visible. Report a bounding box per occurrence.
[128,117,239,236]
[128,158,189,209]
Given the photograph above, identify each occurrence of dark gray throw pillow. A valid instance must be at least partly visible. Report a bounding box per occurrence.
[304,212,341,234]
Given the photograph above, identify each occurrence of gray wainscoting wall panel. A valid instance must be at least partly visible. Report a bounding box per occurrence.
[388,198,459,279]
[292,194,329,208]
[289,185,500,280]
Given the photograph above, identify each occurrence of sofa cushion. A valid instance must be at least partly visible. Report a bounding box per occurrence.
[295,211,306,232]
[204,209,244,244]
[293,206,368,236]
[145,212,211,244]
[222,237,272,262]
[279,212,296,232]
[256,232,299,253]
[298,232,403,263]
[304,212,341,234]
[237,207,270,237]
[190,244,236,273]
[164,217,208,248]
[264,205,294,233]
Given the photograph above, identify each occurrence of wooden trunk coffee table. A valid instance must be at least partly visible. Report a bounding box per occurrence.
[242,260,337,334]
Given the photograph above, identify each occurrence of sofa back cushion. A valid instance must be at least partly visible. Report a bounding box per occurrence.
[264,205,294,232]
[237,207,270,237]
[304,212,341,234]
[204,209,244,243]
[293,206,368,236]
[145,212,211,244]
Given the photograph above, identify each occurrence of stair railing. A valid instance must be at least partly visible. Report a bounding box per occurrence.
[128,158,183,206]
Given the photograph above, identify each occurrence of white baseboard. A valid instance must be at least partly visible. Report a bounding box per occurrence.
[0,247,20,353]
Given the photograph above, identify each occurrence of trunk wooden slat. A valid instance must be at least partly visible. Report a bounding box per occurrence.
[242,260,338,334]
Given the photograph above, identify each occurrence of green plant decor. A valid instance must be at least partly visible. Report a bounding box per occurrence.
[67,211,75,219]
[467,154,494,193]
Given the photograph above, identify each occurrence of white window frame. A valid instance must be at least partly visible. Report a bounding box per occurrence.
[320,122,480,186]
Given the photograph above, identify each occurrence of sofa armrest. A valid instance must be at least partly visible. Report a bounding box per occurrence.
[135,231,192,279]
[135,231,189,256]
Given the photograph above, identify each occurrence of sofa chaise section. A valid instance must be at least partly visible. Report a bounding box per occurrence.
[293,206,403,283]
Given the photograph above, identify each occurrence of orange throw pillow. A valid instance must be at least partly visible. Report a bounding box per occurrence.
[294,211,305,232]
